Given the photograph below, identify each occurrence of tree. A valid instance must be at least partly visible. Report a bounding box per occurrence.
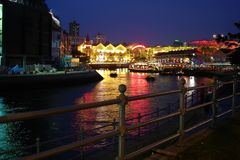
[228,48,240,66]
[227,21,240,66]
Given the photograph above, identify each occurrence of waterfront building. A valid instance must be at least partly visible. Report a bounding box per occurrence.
[153,43,230,69]
[77,38,234,66]
[50,11,61,67]
[69,21,80,37]
[60,30,72,57]
[0,0,52,66]
[72,34,91,63]
[128,44,148,62]
[154,48,196,68]
[68,21,84,47]
[78,42,130,63]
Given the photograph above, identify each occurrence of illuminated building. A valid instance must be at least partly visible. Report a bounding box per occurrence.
[128,44,148,62]
[0,0,52,66]
[78,42,130,63]
[77,40,231,66]
[154,48,196,66]
[152,45,196,68]
[73,34,91,63]
[189,40,226,48]
[152,46,195,54]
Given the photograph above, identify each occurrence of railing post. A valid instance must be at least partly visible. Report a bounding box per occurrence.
[156,108,160,129]
[167,103,171,114]
[232,76,236,116]
[117,84,127,160]
[36,137,40,154]
[138,113,141,136]
[157,108,160,117]
[112,118,116,145]
[211,77,217,128]
[113,118,117,130]
[80,127,85,160]
[191,92,194,107]
[179,78,186,141]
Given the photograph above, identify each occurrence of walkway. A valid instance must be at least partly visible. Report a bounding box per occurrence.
[146,112,240,160]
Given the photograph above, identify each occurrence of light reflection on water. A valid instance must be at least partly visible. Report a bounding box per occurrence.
[0,69,213,159]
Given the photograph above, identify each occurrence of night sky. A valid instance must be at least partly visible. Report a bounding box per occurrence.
[46,0,240,46]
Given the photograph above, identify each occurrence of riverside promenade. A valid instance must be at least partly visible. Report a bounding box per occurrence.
[146,76,240,160]
[146,112,240,160]
[181,113,240,160]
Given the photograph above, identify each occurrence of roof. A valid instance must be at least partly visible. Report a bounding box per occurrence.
[154,49,196,57]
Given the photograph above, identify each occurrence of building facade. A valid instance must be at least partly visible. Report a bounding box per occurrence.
[0,0,52,67]
[78,42,130,63]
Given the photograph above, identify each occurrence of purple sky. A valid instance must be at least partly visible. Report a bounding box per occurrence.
[46,0,240,46]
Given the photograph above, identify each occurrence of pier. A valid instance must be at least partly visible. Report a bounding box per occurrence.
[0,76,239,160]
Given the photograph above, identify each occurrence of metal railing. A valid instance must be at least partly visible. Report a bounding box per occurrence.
[0,77,239,160]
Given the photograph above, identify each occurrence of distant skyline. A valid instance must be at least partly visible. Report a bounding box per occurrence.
[46,0,240,46]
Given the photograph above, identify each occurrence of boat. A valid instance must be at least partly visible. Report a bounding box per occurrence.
[145,75,155,81]
[176,70,184,75]
[0,70,103,90]
[109,72,118,78]
[128,62,159,73]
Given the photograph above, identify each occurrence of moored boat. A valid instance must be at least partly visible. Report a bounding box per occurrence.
[0,70,103,90]
[145,75,156,81]
[128,62,159,73]
[109,72,118,78]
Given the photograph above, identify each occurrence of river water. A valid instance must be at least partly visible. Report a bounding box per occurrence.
[0,69,213,159]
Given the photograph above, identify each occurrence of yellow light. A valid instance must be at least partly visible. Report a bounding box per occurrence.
[184,58,190,63]
[71,58,79,63]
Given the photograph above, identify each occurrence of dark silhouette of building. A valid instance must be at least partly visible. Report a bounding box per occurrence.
[0,0,52,67]
[69,21,81,46]
[95,32,105,44]
[69,20,80,37]
[173,40,184,47]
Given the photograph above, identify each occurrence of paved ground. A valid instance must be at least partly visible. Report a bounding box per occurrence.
[179,114,240,160]
[146,113,240,160]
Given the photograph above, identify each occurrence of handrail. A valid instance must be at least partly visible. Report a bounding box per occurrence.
[217,95,233,102]
[186,101,213,112]
[125,133,180,160]
[126,112,180,132]
[23,130,119,160]
[128,89,181,101]
[0,105,174,156]
[187,84,214,91]
[0,77,238,160]
[0,99,120,123]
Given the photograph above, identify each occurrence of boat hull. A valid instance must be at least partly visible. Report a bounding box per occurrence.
[0,70,103,90]
[128,68,159,73]
[128,63,159,73]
